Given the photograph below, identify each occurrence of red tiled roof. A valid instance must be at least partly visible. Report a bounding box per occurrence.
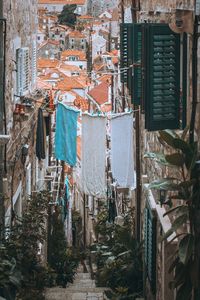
[55,77,85,90]
[74,96,88,111]
[68,30,86,38]
[61,49,86,61]
[98,74,112,84]
[38,58,59,68]
[88,82,110,105]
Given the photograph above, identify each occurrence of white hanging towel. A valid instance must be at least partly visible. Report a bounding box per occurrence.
[110,112,136,188]
[81,113,107,198]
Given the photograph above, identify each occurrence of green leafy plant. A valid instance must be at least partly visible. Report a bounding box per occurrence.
[58,5,77,27]
[145,129,200,299]
[91,209,143,299]
[1,191,50,300]
[48,213,79,287]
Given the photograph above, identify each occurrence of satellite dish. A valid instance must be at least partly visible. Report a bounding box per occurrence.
[169,10,194,34]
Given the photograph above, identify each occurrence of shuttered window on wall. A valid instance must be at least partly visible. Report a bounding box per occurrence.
[16,47,29,96]
[144,24,181,131]
[120,23,187,130]
[144,201,157,294]
[31,40,37,89]
[120,23,133,83]
[131,24,142,105]
[120,23,142,105]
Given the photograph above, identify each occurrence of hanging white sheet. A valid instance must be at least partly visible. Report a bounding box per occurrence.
[81,113,107,198]
[110,112,136,188]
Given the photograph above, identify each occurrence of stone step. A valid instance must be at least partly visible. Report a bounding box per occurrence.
[45,289,106,300]
[75,273,91,279]
[45,262,108,300]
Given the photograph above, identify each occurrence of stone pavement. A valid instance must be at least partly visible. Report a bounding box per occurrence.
[45,265,107,300]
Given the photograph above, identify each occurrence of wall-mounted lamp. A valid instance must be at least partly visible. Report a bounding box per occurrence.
[159,189,167,206]
[21,144,29,163]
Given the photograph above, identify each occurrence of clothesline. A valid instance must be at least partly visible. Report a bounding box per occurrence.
[6,100,50,154]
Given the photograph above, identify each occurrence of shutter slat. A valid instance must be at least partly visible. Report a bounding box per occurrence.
[144,24,180,131]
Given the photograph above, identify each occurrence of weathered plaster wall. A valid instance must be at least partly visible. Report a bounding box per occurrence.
[3,0,39,209]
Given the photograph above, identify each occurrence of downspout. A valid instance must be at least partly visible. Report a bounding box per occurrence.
[131,0,141,242]
[189,15,199,144]
[0,0,6,241]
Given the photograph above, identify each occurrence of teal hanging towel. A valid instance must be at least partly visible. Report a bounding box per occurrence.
[55,103,80,166]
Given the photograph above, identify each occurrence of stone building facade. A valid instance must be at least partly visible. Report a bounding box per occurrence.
[121,1,197,299]
[2,0,50,227]
[87,0,119,17]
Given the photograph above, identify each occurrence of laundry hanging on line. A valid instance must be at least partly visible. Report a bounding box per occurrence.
[110,112,136,189]
[81,113,107,198]
[36,107,46,161]
[55,103,79,167]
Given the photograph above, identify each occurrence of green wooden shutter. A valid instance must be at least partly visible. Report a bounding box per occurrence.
[144,24,180,131]
[144,203,157,294]
[120,23,133,83]
[131,24,142,105]
[181,33,187,129]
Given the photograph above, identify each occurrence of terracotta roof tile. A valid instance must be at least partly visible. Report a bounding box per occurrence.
[55,77,85,90]
[88,82,110,105]
[74,96,88,111]
[61,49,86,61]
[37,78,52,90]
[78,15,93,19]
[38,39,60,50]
[38,58,59,68]
[98,74,112,84]
[68,30,86,38]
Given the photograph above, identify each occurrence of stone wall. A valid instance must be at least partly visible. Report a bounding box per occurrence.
[2,0,43,213]
[136,2,195,299]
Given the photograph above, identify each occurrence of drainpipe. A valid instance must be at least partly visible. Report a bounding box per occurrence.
[121,0,125,112]
[0,0,5,242]
[189,15,199,144]
[131,0,141,242]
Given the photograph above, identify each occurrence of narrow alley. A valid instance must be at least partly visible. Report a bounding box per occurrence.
[0,1,200,300]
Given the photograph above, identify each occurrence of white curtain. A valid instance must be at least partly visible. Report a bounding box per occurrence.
[81,113,107,198]
[110,112,136,188]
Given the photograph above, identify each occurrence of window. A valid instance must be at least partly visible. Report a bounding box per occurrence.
[37,36,40,40]
[144,24,182,131]
[69,56,77,61]
[81,45,84,49]
[31,40,37,88]
[71,45,74,49]
[16,47,29,96]
[120,23,187,130]
[60,34,62,37]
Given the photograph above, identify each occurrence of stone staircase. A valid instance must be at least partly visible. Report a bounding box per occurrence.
[45,264,107,300]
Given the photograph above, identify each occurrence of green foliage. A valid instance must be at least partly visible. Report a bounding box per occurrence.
[92,209,143,299]
[48,214,78,287]
[145,129,200,300]
[58,5,77,27]
[0,191,50,300]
